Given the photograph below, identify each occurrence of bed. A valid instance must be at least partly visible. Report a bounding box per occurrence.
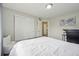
[9,37,79,56]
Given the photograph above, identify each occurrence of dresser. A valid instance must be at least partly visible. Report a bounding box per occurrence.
[63,29,79,44]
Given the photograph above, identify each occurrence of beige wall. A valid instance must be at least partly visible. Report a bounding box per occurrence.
[49,11,79,40]
[2,7,39,41]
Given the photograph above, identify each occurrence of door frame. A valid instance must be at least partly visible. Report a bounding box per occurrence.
[42,21,48,37]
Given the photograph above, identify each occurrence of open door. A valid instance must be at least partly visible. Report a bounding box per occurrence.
[42,21,48,37]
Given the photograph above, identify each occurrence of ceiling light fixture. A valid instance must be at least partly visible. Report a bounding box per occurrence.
[46,3,53,9]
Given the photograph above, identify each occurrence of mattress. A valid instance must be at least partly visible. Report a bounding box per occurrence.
[9,37,79,56]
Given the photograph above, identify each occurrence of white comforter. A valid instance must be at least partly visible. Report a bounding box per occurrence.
[9,37,79,56]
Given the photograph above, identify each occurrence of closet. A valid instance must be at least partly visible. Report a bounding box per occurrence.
[15,15,36,41]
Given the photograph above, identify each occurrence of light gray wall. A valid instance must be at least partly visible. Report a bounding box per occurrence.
[3,7,39,41]
[49,11,79,40]
[0,4,2,56]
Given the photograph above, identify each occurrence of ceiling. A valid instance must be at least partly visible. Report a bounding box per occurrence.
[3,3,79,19]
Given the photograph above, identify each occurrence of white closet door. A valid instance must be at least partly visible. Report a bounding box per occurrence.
[15,15,35,41]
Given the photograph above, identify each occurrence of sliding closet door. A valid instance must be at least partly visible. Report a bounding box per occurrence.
[15,15,35,41]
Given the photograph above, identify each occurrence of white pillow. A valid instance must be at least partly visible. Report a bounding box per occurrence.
[3,35,11,46]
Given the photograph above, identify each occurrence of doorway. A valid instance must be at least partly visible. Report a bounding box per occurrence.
[42,21,48,37]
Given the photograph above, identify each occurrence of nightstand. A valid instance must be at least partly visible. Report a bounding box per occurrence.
[3,41,15,56]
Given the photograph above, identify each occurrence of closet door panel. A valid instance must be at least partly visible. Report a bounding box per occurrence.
[15,15,35,41]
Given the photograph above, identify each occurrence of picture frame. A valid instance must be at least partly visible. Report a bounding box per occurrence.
[60,16,76,26]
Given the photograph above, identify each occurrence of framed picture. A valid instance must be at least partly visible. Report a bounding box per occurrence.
[66,16,76,26]
[60,16,76,26]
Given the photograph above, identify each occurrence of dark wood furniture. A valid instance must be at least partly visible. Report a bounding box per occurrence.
[64,29,79,44]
